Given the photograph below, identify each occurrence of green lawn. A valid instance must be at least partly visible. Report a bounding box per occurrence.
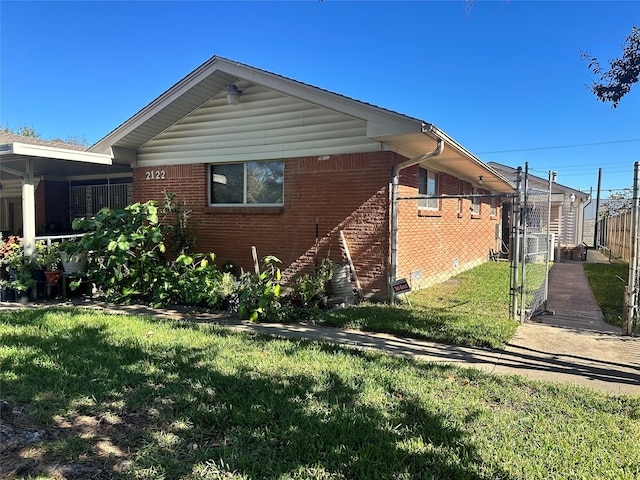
[318,262,519,349]
[583,261,630,327]
[2,308,638,479]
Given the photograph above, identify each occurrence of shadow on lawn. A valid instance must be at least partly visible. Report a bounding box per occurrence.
[1,308,513,479]
[318,303,515,349]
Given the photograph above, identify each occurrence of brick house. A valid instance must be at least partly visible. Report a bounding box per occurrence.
[2,56,514,299]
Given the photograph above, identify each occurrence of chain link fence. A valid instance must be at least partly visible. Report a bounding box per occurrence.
[395,190,509,307]
[518,183,552,320]
[394,166,554,323]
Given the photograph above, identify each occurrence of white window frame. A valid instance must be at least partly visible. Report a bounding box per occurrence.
[418,167,439,211]
[471,187,481,215]
[209,161,284,207]
[490,197,497,217]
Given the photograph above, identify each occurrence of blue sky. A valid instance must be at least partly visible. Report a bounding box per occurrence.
[1,1,639,196]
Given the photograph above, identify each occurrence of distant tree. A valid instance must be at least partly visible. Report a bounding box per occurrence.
[2,124,88,147]
[2,124,38,138]
[50,135,88,147]
[600,188,633,218]
[582,26,640,108]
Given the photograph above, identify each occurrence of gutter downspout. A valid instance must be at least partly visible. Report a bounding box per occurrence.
[389,127,444,303]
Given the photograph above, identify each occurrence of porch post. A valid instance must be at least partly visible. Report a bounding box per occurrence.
[22,158,36,257]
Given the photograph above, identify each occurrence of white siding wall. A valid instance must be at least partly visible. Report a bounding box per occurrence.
[560,201,580,246]
[137,86,380,166]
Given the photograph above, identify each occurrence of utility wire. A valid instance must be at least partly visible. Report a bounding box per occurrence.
[477,138,640,154]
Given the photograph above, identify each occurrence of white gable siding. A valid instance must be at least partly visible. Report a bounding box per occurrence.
[136,86,380,166]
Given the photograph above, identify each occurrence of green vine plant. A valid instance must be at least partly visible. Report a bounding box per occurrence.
[237,255,286,322]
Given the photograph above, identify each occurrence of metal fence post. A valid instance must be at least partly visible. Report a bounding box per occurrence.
[543,170,555,313]
[510,167,522,320]
[520,164,530,323]
[623,162,639,335]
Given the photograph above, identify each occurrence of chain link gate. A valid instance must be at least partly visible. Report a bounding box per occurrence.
[510,166,553,322]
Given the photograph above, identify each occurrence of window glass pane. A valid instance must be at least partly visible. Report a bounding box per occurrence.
[246,161,283,204]
[471,187,480,215]
[418,168,438,210]
[211,164,244,204]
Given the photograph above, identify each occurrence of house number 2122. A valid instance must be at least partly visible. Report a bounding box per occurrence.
[145,170,166,180]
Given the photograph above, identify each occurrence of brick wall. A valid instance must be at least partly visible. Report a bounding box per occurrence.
[396,166,501,289]
[133,152,400,298]
[132,154,502,298]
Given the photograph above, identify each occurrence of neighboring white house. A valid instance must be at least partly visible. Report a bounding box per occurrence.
[489,162,590,253]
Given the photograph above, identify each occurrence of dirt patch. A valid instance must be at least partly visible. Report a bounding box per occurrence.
[0,399,133,479]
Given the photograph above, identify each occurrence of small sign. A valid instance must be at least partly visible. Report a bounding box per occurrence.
[391,278,411,294]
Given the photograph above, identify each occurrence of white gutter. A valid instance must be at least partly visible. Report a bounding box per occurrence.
[389,124,444,301]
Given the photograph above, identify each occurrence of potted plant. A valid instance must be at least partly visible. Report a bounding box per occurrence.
[0,235,17,301]
[0,237,37,302]
[38,242,63,285]
[60,239,87,274]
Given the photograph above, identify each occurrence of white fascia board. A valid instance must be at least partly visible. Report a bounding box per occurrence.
[430,127,514,190]
[11,143,112,164]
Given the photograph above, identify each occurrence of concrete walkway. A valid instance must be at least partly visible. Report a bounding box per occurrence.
[2,251,638,395]
[514,251,640,394]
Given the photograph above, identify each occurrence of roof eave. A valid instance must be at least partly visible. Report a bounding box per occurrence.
[2,141,112,165]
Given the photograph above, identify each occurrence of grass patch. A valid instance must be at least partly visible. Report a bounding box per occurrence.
[318,262,518,349]
[583,261,629,327]
[1,307,639,479]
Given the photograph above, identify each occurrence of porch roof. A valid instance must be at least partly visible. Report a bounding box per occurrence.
[0,132,125,182]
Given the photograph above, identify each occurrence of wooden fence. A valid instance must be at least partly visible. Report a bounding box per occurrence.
[598,208,633,261]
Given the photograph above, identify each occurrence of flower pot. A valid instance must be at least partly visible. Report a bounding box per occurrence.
[32,269,46,299]
[45,270,63,285]
[60,252,87,274]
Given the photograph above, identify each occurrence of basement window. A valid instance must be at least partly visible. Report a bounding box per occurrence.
[210,161,283,206]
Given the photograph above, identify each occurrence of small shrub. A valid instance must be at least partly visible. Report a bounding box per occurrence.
[154,252,236,309]
[237,255,286,322]
[34,241,62,271]
[291,258,335,308]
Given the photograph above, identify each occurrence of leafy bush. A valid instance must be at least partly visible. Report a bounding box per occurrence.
[69,199,236,309]
[155,252,236,309]
[65,196,334,318]
[34,241,62,271]
[71,201,167,303]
